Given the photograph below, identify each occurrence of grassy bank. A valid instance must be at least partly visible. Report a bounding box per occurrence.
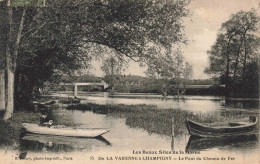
[0,111,40,148]
[67,103,256,137]
[34,96,81,105]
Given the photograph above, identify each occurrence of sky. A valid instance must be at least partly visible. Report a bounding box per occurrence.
[89,0,259,79]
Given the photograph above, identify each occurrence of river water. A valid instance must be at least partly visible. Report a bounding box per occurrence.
[7,92,260,162]
[57,91,259,112]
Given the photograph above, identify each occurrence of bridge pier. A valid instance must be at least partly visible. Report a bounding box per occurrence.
[74,84,78,98]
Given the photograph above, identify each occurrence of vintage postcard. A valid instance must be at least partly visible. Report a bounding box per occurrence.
[0,0,259,164]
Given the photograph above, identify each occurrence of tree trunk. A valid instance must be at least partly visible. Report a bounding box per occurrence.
[225,37,232,84]
[3,7,13,120]
[0,70,5,110]
[111,61,115,94]
[12,9,26,67]
[3,8,26,120]
[3,66,14,120]
[233,37,243,81]
[225,36,233,96]
[0,1,7,111]
[226,57,230,79]
[242,35,247,79]
[233,56,239,81]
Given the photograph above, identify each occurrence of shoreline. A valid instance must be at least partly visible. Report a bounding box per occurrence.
[47,92,260,101]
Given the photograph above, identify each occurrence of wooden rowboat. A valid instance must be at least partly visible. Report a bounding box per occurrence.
[185,116,258,138]
[22,123,110,138]
[22,134,111,148]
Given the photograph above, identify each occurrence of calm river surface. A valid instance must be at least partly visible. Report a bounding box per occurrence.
[15,92,260,162]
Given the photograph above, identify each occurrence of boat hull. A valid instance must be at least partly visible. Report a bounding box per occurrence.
[185,117,258,138]
[22,123,110,138]
[22,134,111,148]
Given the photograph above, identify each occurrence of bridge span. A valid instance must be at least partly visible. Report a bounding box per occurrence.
[59,82,109,97]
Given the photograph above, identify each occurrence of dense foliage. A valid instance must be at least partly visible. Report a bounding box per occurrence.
[0,0,191,112]
[205,10,260,97]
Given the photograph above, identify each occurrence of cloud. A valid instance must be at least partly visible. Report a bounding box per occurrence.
[183,28,217,79]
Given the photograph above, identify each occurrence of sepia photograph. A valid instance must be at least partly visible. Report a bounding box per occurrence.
[0,0,259,163]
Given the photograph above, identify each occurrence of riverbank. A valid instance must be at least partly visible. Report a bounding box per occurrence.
[50,91,260,101]
[0,111,39,148]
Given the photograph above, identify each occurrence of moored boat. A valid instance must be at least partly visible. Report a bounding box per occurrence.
[22,133,111,147]
[22,123,110,137]
[185,116,258,138]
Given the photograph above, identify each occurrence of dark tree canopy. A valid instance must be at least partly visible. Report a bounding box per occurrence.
[19,0,190,77]
[205,9,260,97]
[2,0,190,109]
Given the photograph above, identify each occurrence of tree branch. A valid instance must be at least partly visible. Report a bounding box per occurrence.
[81,39,139,62]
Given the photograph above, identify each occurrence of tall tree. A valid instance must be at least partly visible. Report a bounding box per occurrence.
[205,9,260,97]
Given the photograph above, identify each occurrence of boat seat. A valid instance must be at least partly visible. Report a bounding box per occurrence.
[228,122,248,127]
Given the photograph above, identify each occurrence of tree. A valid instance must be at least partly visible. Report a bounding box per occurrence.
[0,1,7,110]
[182,62,193,90]
[205,9,260,97]
[204,33,231,81]
[1,0,190,119]
[101,54,128,90]
[145,48,193,96]
[2,5,27,119]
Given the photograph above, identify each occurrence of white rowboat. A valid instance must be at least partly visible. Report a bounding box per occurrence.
[22,123,110,137]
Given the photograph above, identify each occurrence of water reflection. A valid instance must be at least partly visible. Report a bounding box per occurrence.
[224,99,259,110]
[20,133,111,153]
[185,134,259,152]
[53,92,259,113]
